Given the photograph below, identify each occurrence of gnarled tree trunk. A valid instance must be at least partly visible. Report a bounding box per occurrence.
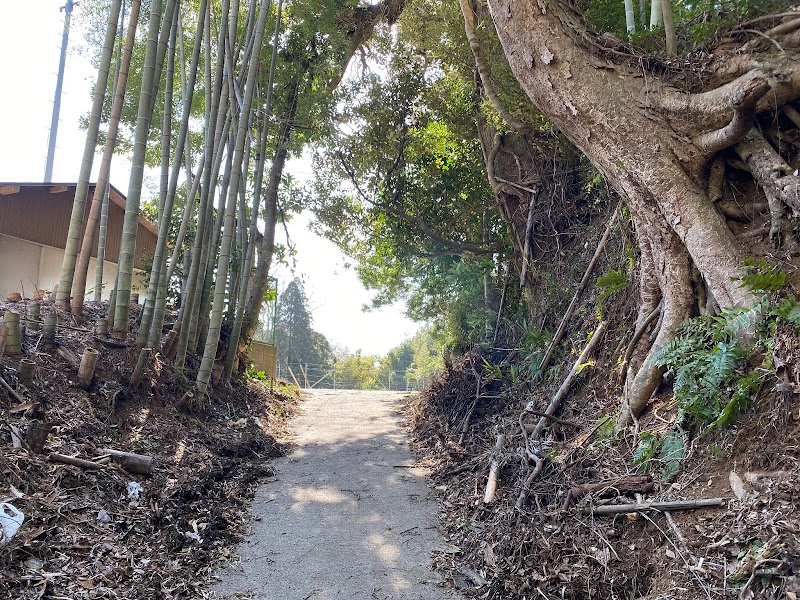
[484,0,800,424]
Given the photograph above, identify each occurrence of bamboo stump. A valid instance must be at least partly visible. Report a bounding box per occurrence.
[3,312,21,356]
[42,314,57,346]
[26,302,40,332]
[77,348,100,389]
[96,448,153,475]
[18,359,36,387]
[96,318,109,336]
[129,347,151,389]
[26,421,51,454]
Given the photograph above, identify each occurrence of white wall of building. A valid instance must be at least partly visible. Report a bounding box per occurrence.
[0,234,146,301]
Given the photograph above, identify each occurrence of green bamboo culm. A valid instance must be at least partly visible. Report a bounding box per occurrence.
[174,0,231,368]
[56,0,122,310]
[75,0,142,314]
[195,0,272,397]
[145,0,209,350]
[224,0,283,381]
[113,0,178,337]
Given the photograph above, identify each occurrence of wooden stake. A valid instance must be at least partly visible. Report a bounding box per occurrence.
[4,312,21,356]
[77,348,100,388]
[0,323,7,358]
[129,347,151,389]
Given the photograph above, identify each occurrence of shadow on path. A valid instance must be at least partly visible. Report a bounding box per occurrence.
[212,389,461,600]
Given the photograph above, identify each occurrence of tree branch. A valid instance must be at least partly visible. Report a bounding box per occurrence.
[458,0,531,133]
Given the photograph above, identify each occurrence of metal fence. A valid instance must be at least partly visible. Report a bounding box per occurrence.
[275,363,437,391]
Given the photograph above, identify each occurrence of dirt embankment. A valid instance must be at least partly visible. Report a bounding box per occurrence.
[0,299,298,599]
[409,343,800,599]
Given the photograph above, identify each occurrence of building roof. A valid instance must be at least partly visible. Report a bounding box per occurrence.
[0,182,158,269]
[0,182,158,236]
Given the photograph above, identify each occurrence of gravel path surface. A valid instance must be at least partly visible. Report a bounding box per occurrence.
[213,389,460,600]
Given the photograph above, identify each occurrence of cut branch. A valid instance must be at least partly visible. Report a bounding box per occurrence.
[538,207,619,376]
[585,497,725,515]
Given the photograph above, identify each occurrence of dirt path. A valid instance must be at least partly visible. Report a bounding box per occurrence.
[212,389,461,600]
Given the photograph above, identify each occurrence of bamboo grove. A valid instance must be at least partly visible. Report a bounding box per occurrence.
[55,0,403,400]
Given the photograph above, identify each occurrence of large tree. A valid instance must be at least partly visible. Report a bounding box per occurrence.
[479,0,800,424]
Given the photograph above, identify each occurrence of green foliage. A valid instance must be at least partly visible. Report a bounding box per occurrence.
[633,429,686,479]
[737,258,788,292]
[772,297,800,329]
[633,432,660,473]
[583,0,796,51]
[654,307,755,426]
[595,269,627,300]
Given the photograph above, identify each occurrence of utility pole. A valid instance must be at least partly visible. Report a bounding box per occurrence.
[44,0,78,182]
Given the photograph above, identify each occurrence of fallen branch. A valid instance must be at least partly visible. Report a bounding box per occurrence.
[538,208,619,376]
[530,321,606,441]
[0,374,24,404]
[523,409,579,429]
[94,336,133,348]
[516,322,606,510]
[585,497,725,515]
[49,453,105,470]
[483,434,506,504]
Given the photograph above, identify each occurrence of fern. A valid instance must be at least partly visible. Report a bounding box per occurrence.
[737,258,787,292]
[772,298,800,329]
[716,304,762,340]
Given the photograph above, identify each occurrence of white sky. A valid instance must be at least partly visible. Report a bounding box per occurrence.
[0,2,420,356]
